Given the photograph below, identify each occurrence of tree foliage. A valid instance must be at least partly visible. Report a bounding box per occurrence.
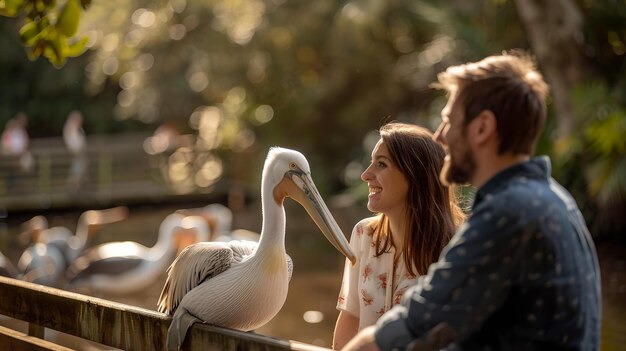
[0,0,91,67]
[1,0,625,237]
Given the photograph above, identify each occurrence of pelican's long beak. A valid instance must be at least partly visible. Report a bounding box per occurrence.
[284,171,356,265]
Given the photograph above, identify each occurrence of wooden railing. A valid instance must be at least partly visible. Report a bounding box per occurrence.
[0,133,234,212]
[0,133,162,211]
[0,276,330,351]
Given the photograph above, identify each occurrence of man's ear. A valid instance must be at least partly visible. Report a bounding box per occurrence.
[468,110,497,146]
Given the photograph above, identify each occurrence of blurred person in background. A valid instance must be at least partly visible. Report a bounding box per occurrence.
[2,111,34,172]
[333,122,465,350]
[63,110,88,191]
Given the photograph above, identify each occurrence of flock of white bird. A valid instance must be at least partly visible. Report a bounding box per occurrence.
[0,147,356,350]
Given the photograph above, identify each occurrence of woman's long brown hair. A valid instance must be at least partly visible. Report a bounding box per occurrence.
[370,122,465,276]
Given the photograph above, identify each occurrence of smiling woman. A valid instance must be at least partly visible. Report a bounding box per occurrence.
[333,122,465,349]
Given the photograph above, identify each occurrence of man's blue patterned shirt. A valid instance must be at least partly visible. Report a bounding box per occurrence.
[375,156,601,351]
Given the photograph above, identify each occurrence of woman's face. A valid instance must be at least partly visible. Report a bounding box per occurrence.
[361,139,409,219]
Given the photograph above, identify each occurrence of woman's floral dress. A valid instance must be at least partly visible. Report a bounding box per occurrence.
[337,217,418,330]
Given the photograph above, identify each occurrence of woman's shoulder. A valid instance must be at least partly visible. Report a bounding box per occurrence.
[354,216,377,233]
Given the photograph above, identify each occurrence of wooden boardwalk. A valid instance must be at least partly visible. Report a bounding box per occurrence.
[0,133,233,212]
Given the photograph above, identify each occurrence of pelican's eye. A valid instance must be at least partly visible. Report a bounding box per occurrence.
[289,162,297,170]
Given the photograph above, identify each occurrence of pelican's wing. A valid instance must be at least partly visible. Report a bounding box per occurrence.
[226,239,258,262]
[157,242,233,314]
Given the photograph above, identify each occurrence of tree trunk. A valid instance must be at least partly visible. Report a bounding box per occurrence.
[514,0,584,137]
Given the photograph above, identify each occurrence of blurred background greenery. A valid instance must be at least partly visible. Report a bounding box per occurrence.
[1,0,625,349]
[1,0,624,237]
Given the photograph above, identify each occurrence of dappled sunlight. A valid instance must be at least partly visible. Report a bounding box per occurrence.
[100,33,120,52]
[419,35,454,65]
[116,90,134,107]
[101,56,119,76]
[253,105,274,125]
[131,8,157,29]
[135,53,155,71]
[246,51,270,83]
[212,0,266,45]
[119,71,139,90]
[268,26,293,48]
[169,23,187,40]
[232,128,256,152]
[168,0,187,14]
[186,71,209,92]
[223,86,247,114]
[302,310,324,324]
[194,153,223,188]
[191,106,222,150]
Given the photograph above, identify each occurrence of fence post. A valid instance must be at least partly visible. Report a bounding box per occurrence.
[37,155,51,196]
[97,152,112,196]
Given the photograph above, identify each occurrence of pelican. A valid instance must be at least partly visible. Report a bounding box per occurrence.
[65,213,210,296]
[16,207,128,288]
[157,147,356,351]
[176,203,233,239]
[17,243,66,286]
[177,203,261,242]
[20,206,129,267]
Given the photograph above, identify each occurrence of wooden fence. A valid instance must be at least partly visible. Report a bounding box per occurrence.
[0,276,330,351]
[0,133,235,212]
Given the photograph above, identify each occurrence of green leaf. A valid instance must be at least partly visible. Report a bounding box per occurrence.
[585,112,626,155]
[34,0,46,12]
[42,33,66,67]
[18,20,41,45]
[64,35,88,57]
[27,40,45,60]
[0,0,27,16]
[56,0,80,36]
[42,0,56,10]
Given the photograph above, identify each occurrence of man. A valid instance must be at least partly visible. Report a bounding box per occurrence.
[342,52,601,351]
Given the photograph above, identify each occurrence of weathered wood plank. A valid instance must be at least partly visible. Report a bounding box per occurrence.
[0,277,331,351]
[27,323,44,339]
[0,325,74,351]
[185,324,331,351]
[0,276,168,351]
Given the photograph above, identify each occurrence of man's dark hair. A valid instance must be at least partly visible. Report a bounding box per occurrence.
[435,51,549,155]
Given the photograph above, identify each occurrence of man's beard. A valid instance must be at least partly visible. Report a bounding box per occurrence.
[440,149,475,186]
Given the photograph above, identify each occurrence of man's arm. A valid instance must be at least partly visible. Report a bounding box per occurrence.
[374,199,528,351]
[342,323,457,351]
[341,326,378,351]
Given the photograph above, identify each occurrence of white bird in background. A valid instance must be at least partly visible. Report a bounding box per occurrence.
[157,147,357,351]
[17,243,66,287]
[176,203,233,239]
[176,203,261,242]
[66,213,210,296]
[17,206,128,287]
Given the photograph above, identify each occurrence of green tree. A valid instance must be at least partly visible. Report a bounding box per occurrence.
[2,0,624,239]
[1,0,91,67]
[515,0,626,238]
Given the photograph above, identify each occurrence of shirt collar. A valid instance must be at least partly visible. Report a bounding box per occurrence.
[473,156,551,207]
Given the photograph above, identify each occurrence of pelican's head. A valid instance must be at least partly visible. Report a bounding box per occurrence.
[19,215,48,245]
[265,147,356,264]
[178,215,212,246]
